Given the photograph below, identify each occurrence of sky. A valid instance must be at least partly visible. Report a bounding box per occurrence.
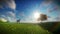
[0,0,60,23]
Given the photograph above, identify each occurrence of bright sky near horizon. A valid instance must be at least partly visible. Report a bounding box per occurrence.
[0,0,60,23]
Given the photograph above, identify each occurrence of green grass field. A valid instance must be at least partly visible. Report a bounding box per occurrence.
[0,21,60,34]
[0,22,52,34]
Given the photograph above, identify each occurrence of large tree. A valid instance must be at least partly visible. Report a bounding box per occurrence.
[37,14,47,21]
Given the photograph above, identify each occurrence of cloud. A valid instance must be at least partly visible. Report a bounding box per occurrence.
[0,0,16,9]
[39,0,54,14]
[0,18,7,22]
[40,0,60,11]
[7,11,15,17]
[0,13,19,22]
[1,15,8,19]
[46,6,59,14]
[6,11,16,22]
[53,5,60,11]
[0,5,3,9]
[1,15,6,18]
[55,17,60,21]
[19,12,25,17]
[6,0,16,9]
[47,16,60,22]
[0,14,16,22]
[7,17,13,22]
[40,0,53,8]
[47,8,52,13]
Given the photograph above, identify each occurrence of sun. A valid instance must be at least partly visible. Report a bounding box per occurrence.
[34,11,40,19]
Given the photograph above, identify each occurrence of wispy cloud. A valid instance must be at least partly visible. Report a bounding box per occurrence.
[40,0,52,8]
[55,17,60,21]
[0,0,16,10]
[6,0,16,10]
[19,12,25,17]
[47,8,52,13]
[0,5,3,9]
[1,15,6,18]
[7,11,16,22]
[7,11,15,17]
[0,15,7,20]
[40,0,60,12]
[53,5,60,11]
[47,16,60,22]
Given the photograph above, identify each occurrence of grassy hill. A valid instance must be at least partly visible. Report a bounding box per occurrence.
[0,22,51,34]
[0,21,60,34]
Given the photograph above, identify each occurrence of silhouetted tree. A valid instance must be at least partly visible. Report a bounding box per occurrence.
[37,14,47,21]
[17,19,21,23]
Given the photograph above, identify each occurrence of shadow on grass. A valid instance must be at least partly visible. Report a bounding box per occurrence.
[38,21,60,34]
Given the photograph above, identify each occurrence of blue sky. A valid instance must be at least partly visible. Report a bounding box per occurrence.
[0,0,60,22]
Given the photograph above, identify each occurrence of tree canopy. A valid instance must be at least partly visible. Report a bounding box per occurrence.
[37,14,47,21]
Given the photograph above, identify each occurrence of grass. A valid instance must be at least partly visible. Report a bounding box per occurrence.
[0,22,51,34]
[39,21,60,34]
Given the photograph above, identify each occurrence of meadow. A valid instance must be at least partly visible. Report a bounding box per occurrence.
[0,21,60,34]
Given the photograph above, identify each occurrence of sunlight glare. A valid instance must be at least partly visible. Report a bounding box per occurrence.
[33,10,41,20]
[1,18,7,22]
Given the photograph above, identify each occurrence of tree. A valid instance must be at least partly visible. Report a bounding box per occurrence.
[37,14,47,21]
[17,19,21,23]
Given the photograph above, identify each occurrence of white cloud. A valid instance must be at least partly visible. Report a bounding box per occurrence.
[7,16,16,22]
[0,13,16,22]
[6,0,16,9]
[7,11,16,22]
[7,11,15,17]
[0,15,8,20]
[0,0,16,9]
